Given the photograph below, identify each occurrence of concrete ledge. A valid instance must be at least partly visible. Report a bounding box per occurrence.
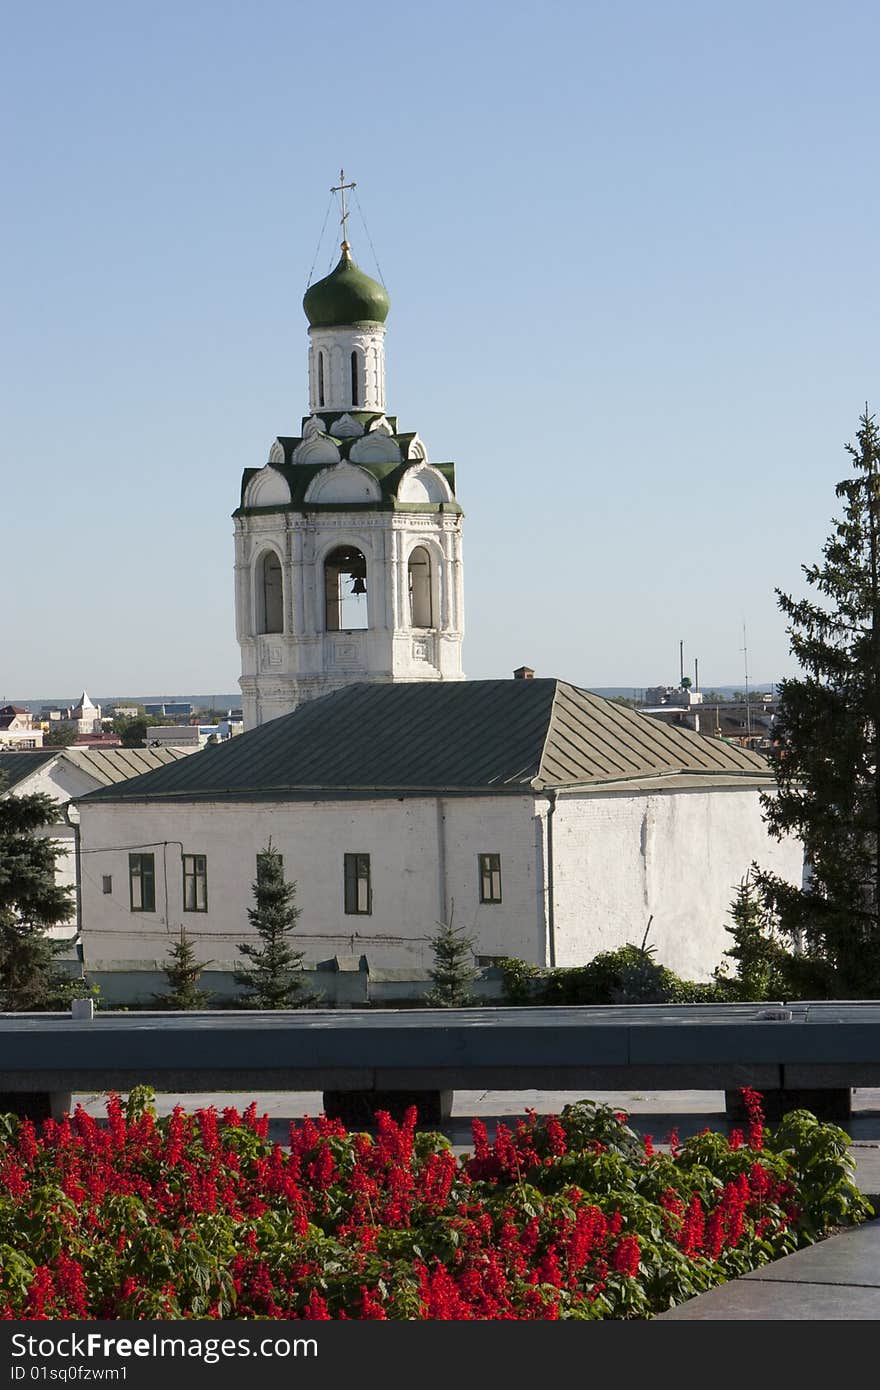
[0,1005,879,1105]
[659,1219,880,1320]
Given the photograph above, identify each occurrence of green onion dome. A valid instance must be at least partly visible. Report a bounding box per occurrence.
[303,243,390,328]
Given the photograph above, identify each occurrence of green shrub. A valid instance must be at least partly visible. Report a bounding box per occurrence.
[498,944,721,1007]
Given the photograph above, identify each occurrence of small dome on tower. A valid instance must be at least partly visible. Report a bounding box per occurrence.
[303,244,389,328]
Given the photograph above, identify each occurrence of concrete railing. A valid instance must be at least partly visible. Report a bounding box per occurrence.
[0,1000,875,1123]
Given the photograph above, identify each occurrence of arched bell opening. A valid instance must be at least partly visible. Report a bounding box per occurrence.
[408,545,434,628]
[256,550,284,634]
[324,545,368,631]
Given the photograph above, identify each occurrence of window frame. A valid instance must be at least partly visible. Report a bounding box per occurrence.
[182,853,208,913]
[344,852,372,915]
[478,852,502,904]
[129,853,156,913]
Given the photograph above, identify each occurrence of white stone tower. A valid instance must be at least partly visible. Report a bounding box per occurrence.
[234,208,465,728]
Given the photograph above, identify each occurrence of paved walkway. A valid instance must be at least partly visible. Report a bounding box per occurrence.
[71,1085,880,1320]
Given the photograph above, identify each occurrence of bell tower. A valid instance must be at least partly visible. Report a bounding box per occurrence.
[233,176,465,729]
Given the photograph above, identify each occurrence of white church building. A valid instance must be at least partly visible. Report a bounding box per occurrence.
[75,209,803,983]
[235,230,464,728]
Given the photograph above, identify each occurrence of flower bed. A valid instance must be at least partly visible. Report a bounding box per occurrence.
[0,1088,871,1319]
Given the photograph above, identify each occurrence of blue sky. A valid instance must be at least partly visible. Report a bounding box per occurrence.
[3,0,878,699]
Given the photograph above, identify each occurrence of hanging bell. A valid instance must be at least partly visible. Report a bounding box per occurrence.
[350,575,367,596]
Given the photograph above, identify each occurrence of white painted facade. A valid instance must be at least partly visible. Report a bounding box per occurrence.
[550,787,803,981]
[0,705,43,748]
[2,756,92,935]
[69,691,102,735]
[235,507,465,726]
[2,749,198,937]
[0,726,43,748]
[77,784,802,981]
[78,795,540,970]
[308,325,386,414]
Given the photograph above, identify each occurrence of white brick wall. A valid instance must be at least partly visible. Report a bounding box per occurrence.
[78,795,541,970]
[551,787,803,980]
[78,784,803,981]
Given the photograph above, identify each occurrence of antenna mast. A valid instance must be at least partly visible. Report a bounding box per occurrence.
[742,622,751,742]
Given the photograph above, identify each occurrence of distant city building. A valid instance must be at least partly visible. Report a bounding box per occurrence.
[69,691,102,735]
[143,702,193,719]
[0,704,42,748]
[145,725,200,748]
[645,685,703,708]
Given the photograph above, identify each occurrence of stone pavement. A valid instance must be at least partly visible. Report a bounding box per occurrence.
[658,1217,880,1319]
[71,1084,880,1320]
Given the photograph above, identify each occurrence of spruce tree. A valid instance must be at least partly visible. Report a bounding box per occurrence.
[0,784,78,1010]
[755,409,880,995]
[154,928,213,1009]
[714,876,794,1001]
[424,913,478,1007]
[234,844,313,1008]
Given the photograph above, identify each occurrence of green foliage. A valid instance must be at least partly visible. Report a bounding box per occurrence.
[115,717,148,747]
[714,874,796,1000]
[423,913,477,1007]
[496,956,544,1004]
[0,783,81,1010]
[0,1093,868,1318]
[713,874,837,1001]
[498,941,721,1007]
[765,1109,872,1236]
[42,725,77,748]
[234,843,315,1009]
[153,929,213,1010]
[755,409,880,995]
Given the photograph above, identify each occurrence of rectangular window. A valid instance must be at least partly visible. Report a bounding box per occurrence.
[129,853,155,912]
[344,853,371,915]
[182,854,208,912]
[101,875,112,895]
[479,853,502,904]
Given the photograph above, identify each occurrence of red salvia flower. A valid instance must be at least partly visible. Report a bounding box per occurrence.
[611,1235,641,1277]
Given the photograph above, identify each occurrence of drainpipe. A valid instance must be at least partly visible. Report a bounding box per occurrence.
[436,797,449,923]
[546,790,557,967]
[65,803,82,939]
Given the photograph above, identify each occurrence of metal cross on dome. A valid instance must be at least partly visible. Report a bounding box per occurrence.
[331,169,356,246]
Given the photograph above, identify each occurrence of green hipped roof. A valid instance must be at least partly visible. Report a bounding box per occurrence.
[303,244,389,328]
[76,680,772,806]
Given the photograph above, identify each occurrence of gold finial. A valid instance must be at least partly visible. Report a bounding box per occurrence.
[331,168,357,252]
